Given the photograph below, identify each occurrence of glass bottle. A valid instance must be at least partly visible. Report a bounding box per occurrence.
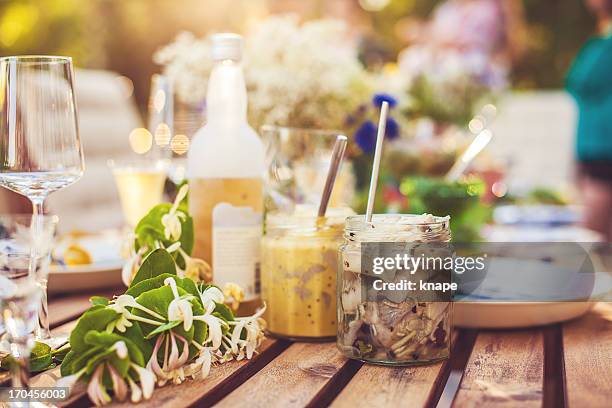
[187,34,264,308]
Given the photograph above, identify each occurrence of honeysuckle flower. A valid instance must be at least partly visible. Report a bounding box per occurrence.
[223,283,244,311]
[185,346,219,380]
[197,285,224,310]
[226,305,266,360]
[88,365,111,406]
[146,335,167,383]
[130,363,155,400]
[108,364,128,402]
[193,301,228,349]
[110,340,128,359]
[127,377,142,403]
[107,294,165,332]
[56,367,86,394]
[161,185,188,241]
[121,246,146,286]
[165,241,181,253]
[165,277,195,331]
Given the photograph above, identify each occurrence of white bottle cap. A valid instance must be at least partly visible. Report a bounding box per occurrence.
[210,33,243,61]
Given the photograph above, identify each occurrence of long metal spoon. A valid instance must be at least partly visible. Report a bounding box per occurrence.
[318,135,348,217]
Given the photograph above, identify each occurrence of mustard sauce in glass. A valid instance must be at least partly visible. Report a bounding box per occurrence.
[261,208,352,341]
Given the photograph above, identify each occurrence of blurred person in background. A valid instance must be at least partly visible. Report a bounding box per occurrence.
[566,0,612,241]
[400,0,526,71]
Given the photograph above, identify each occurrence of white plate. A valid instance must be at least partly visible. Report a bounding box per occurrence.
[48,232,125,295]
[454,301,594,328]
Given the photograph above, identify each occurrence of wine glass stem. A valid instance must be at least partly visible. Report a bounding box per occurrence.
[36,280,51,340]
[10,340,30,389]
[29,196,52,340]
[31,197,44,216]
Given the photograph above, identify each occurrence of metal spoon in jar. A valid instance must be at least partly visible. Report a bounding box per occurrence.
[317,135,348,217]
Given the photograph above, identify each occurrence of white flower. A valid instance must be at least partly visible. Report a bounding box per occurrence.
[108,364,128,402]
[107,294,165,332]
[186,347,216,380]
[225,305,266,360]
[165,277,194,331]
[130,363,155,400]
[197,285,224,310]
[127,377,142,403]
[161,185,188,241]
[110,340,128,359]
[87,365,111,406]
[154,15,371,130]
[56,367,86,395]
[193,302,226,349]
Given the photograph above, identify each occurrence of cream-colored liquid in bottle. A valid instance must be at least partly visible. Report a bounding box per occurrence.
[187,34,264,311]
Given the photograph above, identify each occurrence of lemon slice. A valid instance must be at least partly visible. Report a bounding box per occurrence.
[64,244,92,266]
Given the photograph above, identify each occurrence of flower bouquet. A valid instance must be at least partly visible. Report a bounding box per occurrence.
[54,186,265,405]
[155,15,371,132]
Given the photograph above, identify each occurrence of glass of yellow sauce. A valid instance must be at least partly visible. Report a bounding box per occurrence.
[261,208,352,341]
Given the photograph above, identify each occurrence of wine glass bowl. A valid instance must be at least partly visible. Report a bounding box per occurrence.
[0,56,84,213]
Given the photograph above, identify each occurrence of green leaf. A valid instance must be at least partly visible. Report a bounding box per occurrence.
[29,342,53,373]
[60,346,103,376]
[83,331,144,376]
[145,320,182,339]
[84,331,144,365]
[52,344,71,363]
[213,302,235,322]
[125,273,177,298]
[69,307,119,352]
[122,321,153,362]
[60,350,77,376]
[90,296,110,307]
[130,248,176,287]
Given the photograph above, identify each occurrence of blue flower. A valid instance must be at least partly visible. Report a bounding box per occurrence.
[354,121,377,153]
[372,93,397,109]
[385,117,400,140]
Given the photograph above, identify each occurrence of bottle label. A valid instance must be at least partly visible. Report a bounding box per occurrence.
[212,202,262,300]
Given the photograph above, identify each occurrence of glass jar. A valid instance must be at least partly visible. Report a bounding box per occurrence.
[261,208,353,341]
[261,126,355,214]
[337,214,452,365]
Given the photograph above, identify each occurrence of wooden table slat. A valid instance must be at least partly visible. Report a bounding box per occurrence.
[452,330,544,407]
[106,338,288,408]
[331,333,460,408]
[215,342,350,408]
[562,302,612,408]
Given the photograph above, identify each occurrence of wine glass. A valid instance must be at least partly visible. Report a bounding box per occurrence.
[0,56,84,347]
[0,214,57,397]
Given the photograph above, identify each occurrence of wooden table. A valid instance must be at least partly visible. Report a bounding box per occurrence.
[15,291,612,407]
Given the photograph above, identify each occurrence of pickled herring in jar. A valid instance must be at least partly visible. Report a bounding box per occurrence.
[338,213,452,365]
[261,208,353,340]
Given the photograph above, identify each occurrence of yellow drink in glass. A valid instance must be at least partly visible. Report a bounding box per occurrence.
[110,161,167,227]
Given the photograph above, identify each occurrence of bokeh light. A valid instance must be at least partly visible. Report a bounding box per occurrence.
[154,122,171,146]
[153,89,166,113]
[171,134,190,155]
[358,0,391,12]
[129,128,153,154]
